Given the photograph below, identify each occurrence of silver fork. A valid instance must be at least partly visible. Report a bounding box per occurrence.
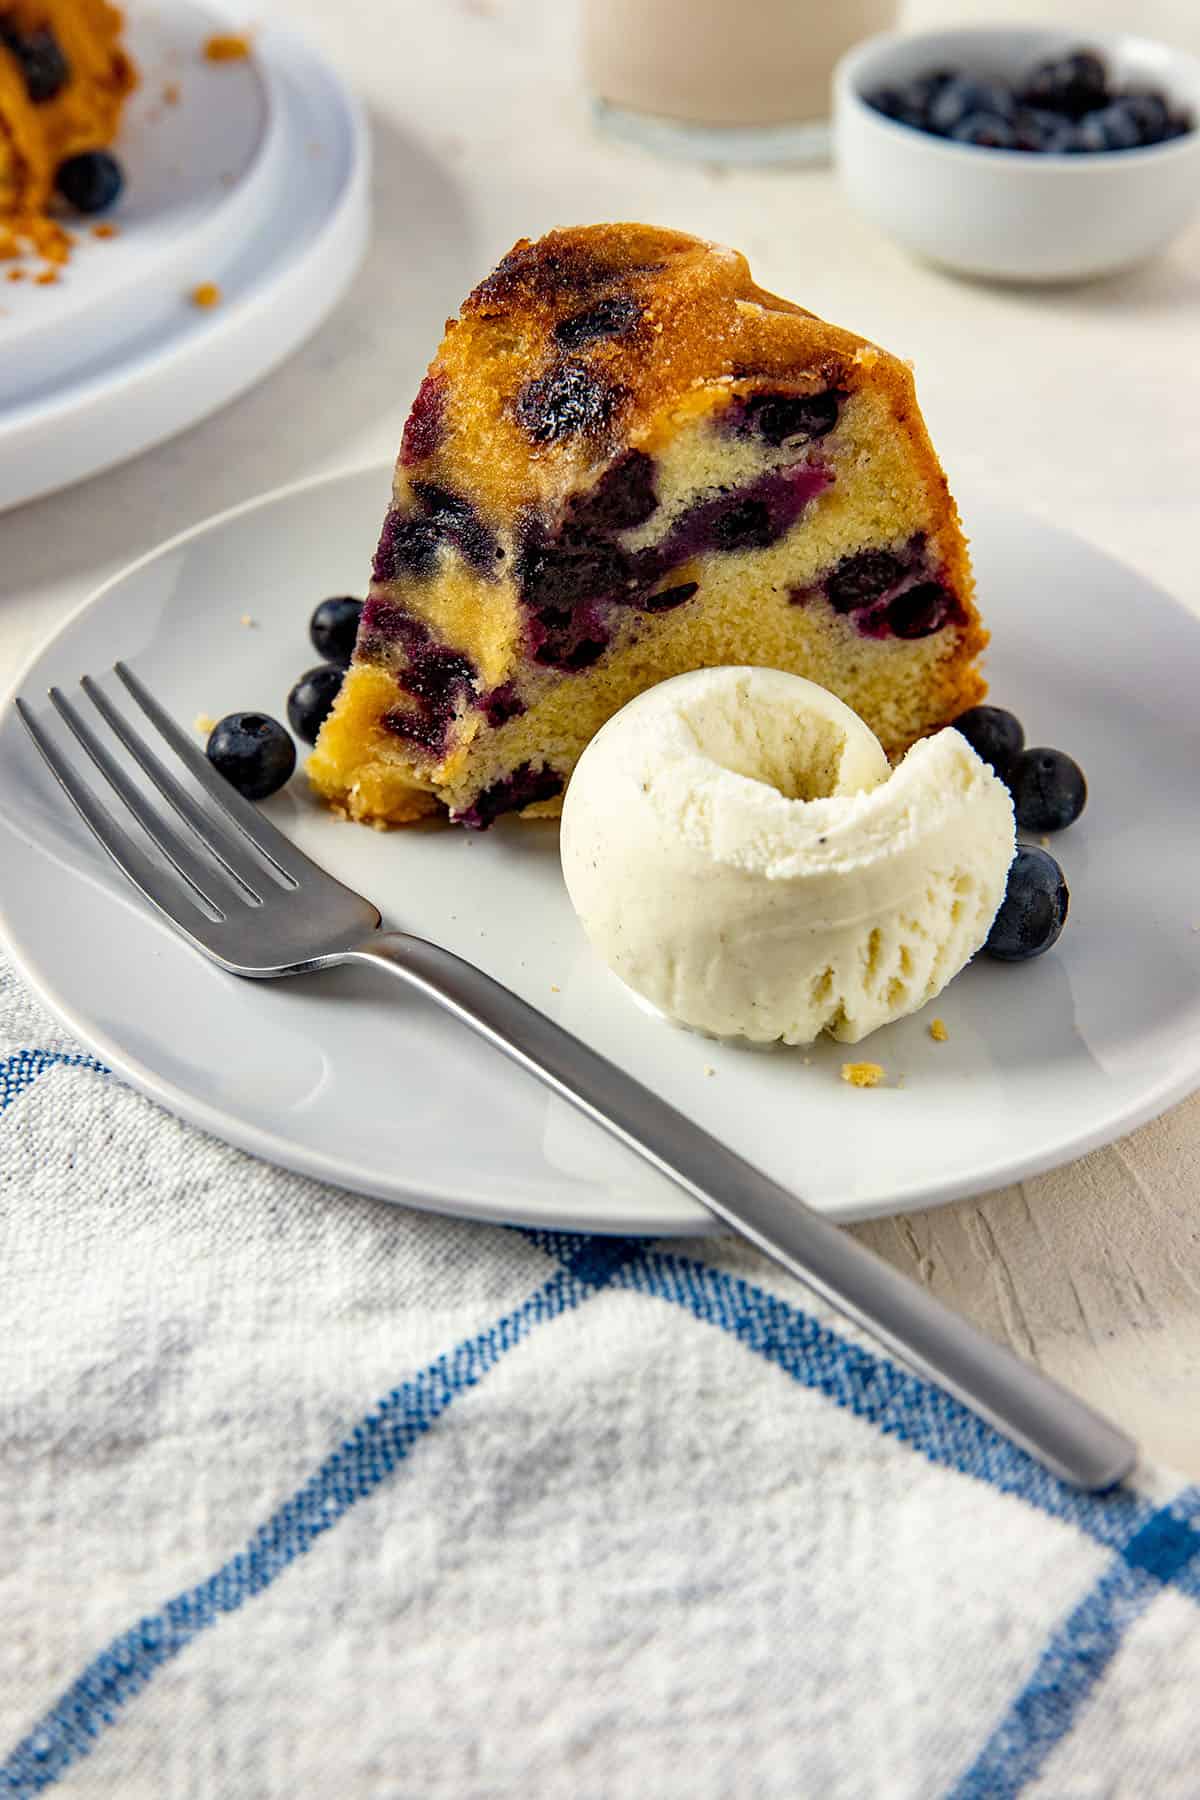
[18,662,1137,1491]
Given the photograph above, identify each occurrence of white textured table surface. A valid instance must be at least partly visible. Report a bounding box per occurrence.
[3,0,1200,1474]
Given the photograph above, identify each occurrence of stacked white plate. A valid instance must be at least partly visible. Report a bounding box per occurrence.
[0,0,368,510]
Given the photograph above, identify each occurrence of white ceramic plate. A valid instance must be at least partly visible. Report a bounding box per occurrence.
[0,1,368,511]
[2,467,1199,1235]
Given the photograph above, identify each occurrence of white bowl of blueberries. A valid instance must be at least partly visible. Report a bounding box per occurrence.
[833,27,1200,281]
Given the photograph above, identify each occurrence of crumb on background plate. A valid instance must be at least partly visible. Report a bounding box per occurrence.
[929,1018,948,1042]
[204,32,252,62]
[194,712,217,735]
[190,282,221,308]
[841,1061,886,1089]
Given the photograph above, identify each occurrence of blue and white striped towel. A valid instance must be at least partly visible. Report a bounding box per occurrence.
[2,950,1199,1799]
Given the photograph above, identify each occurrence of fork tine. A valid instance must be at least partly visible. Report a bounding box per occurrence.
[80,676,273,902]
[17,699,220,932]
[49,687,242,917]
[114,662,311,884]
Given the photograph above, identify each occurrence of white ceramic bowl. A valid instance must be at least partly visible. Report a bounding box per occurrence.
[833,26,1200,282]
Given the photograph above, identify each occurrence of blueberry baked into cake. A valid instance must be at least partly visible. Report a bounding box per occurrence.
[310,223,987,829]
[0,0,133,222]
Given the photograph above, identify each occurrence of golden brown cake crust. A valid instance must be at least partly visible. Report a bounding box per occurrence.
[311,225,987,827]
[412,227,955,532]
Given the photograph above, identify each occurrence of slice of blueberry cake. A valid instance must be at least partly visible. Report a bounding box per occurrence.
[0,1,134,222]
[309,224,986,829]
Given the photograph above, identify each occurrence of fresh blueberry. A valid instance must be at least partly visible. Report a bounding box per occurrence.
[984,847,1070,962]
[927,75,980,133]
[309,596,363,668]
[930,77,1015,135]
[951,705,1025,778]
[287,665,343,744]
[950,111,1018,149]
[1118,89,1171,144]
[977,80,1018,121]
[864,85,909,122]
[894,68,955,126]
[1020,49,1109,120]
[1009,747,1087,832]
[54,150,124,214]
[1076,103,1142,152]
[1012,107,1078,153]
[11,26,69,103]
[206,713,296,800]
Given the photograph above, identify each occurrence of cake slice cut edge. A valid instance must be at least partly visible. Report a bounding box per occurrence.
[309,222,987,830]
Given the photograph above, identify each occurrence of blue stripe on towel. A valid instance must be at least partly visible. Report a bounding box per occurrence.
[0,1050,106,1114]
[946,1494,1200,1798]
[2,1077,1195,1800]
[618,1250,1153,1550]
[0,1239,642,1799]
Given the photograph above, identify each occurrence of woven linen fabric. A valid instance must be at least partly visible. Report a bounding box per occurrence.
[3,952,1200,1800]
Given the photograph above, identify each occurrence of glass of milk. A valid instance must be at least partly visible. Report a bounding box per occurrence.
[584,0,899,163]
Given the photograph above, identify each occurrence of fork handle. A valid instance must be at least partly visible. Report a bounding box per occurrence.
[349,931,1137,1491]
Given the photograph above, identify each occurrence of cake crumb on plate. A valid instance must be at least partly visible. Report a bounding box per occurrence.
[204,32,251,61]
[841,1061,885,1089]
[929,1018,948,1042]
[194,713,217,735]
[190,282,221,308]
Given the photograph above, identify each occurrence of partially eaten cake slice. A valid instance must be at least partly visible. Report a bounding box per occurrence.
[0,0,134,223]
[309,223,986,829]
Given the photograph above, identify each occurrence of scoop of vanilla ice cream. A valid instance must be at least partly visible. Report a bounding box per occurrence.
[559,667,1016,1045]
